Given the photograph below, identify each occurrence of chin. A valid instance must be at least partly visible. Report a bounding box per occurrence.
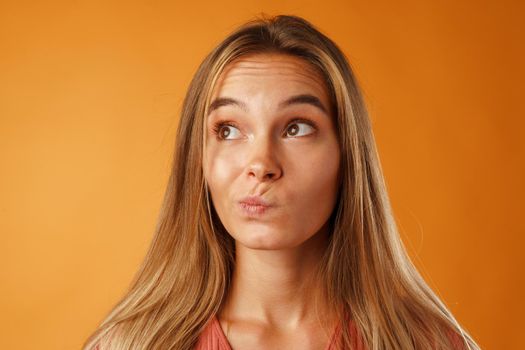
[232,228,305,251]
[237,240,292,251]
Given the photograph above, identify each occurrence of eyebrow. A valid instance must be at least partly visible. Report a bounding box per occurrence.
[207,94,329,116]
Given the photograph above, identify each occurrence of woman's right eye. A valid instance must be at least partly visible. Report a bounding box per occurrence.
[213,122,242,140]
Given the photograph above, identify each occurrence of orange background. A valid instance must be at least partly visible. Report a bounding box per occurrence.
[1,1,523,349]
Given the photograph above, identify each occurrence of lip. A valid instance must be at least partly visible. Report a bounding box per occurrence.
[238,195,272,207]
[238,195,274,217]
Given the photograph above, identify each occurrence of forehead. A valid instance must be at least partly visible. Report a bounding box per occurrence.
[210,53,330,101]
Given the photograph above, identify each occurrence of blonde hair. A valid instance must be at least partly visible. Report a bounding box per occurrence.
[83,14,480,350]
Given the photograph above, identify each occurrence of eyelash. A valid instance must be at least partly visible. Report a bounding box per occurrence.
[211,118,318,140]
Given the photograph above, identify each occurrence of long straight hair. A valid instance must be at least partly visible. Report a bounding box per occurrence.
[83,14,480,350]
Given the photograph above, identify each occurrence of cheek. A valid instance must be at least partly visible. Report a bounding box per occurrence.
[306,162,339,205]
[288,148,341,227]
[203,146,244,206]
[296,140,340,190]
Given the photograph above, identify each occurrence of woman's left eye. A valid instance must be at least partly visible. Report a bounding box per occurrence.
[285,120,316,137]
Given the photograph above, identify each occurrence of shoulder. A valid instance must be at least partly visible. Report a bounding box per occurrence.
[332,318,365,350]
[447,328,468,350]
[84,326,120,350]
[195,316,231,350]
[342,321,467,350]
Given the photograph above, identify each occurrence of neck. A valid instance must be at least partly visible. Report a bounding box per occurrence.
[219,224,334,330]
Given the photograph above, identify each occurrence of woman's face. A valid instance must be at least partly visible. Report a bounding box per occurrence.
[203,53,341,250]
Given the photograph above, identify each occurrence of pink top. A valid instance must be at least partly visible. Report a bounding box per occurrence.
[92,316,464,349]
[194,315,364,350]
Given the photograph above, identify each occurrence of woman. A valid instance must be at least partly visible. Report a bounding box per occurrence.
[83,14,480,350]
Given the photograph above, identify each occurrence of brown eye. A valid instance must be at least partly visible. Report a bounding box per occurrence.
[219,126,230,139]
[285,121,315,137]
[213,122,241,140]
[287,124,299,136]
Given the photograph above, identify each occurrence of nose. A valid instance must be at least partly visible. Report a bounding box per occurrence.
[246,138,283,182]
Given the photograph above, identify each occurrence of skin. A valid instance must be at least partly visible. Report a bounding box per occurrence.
[203,53,342,349]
